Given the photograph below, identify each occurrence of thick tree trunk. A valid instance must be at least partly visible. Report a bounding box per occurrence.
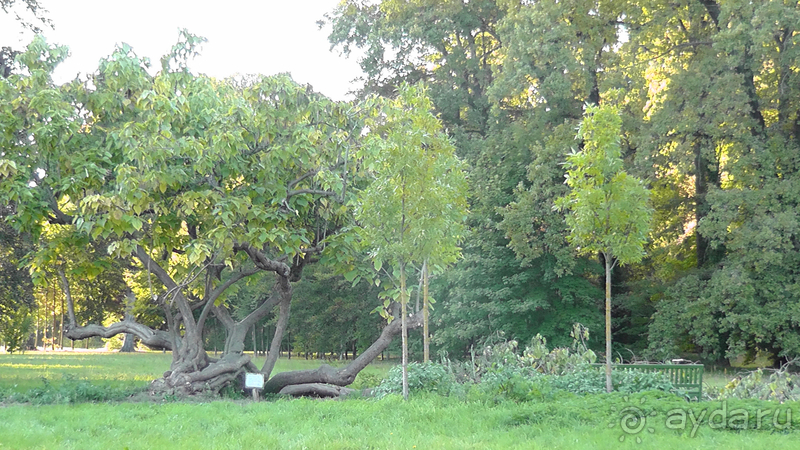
[57,237,403,398]
[278,383,359,397]
[119,291,137,353]
[119,333,136,352]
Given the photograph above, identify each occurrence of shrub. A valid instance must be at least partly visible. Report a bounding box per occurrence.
[473,366,674,402]
[373,362,455,397]
[483,372,555,403]
[718,364,800,402]
[439,323,598,385]
[553,367,674,395]
[350,371,383,390]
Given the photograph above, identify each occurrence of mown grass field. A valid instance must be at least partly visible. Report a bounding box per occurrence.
[0,351,392,393]
[1,352,798,449]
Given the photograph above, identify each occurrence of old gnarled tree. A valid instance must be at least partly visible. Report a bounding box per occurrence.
[0,34,460,396]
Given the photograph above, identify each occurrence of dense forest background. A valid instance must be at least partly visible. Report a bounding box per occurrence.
[3,0,800,368]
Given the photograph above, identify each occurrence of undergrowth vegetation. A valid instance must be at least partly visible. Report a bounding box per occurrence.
[2,348,800,448]
[374,324,676,401]
[717,362,800,402]
[0,375,144,405]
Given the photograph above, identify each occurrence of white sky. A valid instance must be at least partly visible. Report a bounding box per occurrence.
[0,0,363,100]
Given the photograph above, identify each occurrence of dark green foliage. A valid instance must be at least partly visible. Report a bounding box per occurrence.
[0,305,32,353]
[328,0,800,366]
[431,229,603,356]
[289,265,384,358]
[0,205,34,321]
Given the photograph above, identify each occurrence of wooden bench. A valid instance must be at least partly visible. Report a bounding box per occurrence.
[594,363,704,399]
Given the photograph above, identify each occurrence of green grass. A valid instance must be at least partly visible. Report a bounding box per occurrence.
[0,393,798,449]
[0,351,392,394]
[1,352,798,449]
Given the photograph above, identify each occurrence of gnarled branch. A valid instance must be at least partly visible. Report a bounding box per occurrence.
[263,309,423,394]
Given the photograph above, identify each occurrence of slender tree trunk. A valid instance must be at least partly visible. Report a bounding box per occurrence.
[35,298,39,349]
[261,325,265,357]
[605,252,613,393]
[51,277,55,351]
[252,325,257,356]
[59,289,64,349]
[44,280,48,351]
[423,259,429,363]
[401,262,409,400]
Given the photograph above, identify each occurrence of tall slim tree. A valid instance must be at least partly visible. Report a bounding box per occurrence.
[555,105,652,392]
[356,84,467,399]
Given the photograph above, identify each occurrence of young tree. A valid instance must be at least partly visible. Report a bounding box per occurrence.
[356,84,467,399]
[555,105,651,393]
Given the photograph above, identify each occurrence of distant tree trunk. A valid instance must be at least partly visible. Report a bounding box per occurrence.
[261,325,266,357]
[252,325,257,356]
[35,304,39,349]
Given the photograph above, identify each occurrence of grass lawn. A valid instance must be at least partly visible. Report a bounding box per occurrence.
[1,352,798,449]
[0,351,392,393]
[1,393,798,449]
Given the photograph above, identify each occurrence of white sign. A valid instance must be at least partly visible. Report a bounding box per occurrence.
[245,373,264,390]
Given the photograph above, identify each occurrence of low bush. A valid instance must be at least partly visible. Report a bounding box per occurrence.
[717,364,800,402]
[350,371,383,390]
[372,362,455,397]
[426,324,674,403]
[553,367,674,395]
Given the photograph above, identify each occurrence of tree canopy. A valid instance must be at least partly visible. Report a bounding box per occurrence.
[327,0,800,366]
[0,32,467,395]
